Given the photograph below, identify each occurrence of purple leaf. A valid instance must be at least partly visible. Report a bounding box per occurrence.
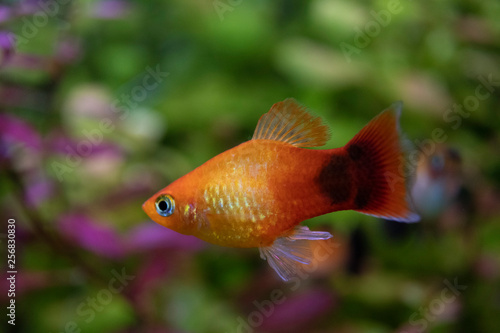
[127,252,172,305]
[25,177,53,207]
[259,289,336,332]
[59,214,125,259]
[6,53,48,70]
[0,114,41,151]
[17,0,41,16]
[49,133,122,157]
[0,30,14,65]
[125,222,205,254]
[56,38,81,64]
[0,6,12,24]
[91,0,131,19]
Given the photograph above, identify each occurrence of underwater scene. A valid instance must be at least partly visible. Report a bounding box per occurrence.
[1,1,500,332]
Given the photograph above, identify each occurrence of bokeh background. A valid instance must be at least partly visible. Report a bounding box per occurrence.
[1,0,500,332]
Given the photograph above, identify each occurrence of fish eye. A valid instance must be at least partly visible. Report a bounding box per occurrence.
[155,194,175,217]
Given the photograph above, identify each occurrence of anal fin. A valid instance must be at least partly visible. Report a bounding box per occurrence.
[259,226,333,281]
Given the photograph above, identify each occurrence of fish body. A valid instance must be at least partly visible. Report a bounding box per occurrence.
[158,140,343,248]
[143,99,419,280]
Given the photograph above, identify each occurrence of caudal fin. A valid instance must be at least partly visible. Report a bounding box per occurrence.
[345,102,420,222]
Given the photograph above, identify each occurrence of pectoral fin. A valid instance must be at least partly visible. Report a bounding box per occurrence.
[259,226,333,281]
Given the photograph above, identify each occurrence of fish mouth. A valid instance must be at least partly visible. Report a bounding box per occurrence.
[142,199,153,218]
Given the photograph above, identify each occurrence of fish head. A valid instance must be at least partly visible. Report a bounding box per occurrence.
[142,182,192,234]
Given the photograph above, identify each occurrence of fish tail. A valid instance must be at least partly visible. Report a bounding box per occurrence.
[345,102,420,222]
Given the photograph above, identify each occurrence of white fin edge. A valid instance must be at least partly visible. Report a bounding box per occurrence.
[259,226,333,281]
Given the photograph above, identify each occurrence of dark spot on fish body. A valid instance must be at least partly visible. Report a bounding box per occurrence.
[350,144,384,210]
[354,186,371,209]
[345,143,375,209]
[316,154,352,205]
[351,151,373,210]
[347,144,363,161]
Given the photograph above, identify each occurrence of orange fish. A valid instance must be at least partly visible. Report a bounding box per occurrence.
[143,99,419,280]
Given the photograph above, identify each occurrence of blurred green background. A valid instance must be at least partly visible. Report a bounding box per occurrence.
[1,0,500,332]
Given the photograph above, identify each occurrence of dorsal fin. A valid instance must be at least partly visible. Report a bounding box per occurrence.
[252,99,331,148]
